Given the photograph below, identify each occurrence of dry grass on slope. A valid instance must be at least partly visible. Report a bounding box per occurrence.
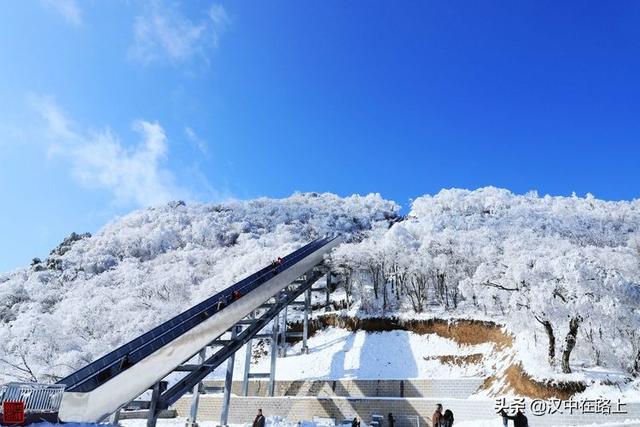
[424,353,484,366]
[300,315,513,348]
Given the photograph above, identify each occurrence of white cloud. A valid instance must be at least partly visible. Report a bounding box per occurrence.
[185,126,208,155]
[128,1,229,65]
[32,96,186,207]
[208,4,229,40]
[41,0,83,26]
[31,95,78,142]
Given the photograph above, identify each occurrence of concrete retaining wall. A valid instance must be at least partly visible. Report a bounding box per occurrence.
[174,395,494,426]
[201,379,485,399]
[174,395,640,427]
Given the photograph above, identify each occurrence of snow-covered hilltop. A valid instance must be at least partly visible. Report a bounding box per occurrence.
[0,193,399,383]
[1,188,639,398]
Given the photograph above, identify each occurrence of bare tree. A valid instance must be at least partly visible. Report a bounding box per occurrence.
[406,271,428,312]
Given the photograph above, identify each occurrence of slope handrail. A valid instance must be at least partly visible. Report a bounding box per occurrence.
[58,235,337,392]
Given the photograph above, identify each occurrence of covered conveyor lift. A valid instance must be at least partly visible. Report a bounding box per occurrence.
[0,235,341,426]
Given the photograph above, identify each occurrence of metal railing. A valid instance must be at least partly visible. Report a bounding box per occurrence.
[0,382,66,413]
[371,412,421,427]
[396,415,421,427]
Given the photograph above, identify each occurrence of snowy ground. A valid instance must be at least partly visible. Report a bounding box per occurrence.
[118,417,303,427]
[453,421,640,427]
[26,417,640,427]
[118,417,361,427]
[207,327,493,380]
[115,416,640,427]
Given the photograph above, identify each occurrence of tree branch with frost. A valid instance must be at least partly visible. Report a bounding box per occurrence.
[479,281,520,292]
[552,288,567,303]
[0,354,39,382]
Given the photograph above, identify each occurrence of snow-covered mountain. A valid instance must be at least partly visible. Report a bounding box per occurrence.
[0,192,399,383]
[1,188,639,394]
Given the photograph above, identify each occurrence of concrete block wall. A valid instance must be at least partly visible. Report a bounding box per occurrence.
[174,395,496,426]
[173,395,640,427]
[201,379,486,399]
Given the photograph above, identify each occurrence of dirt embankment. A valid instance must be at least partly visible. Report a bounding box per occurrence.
[290,314,512,348]
[288,314,587,399]
[502,364,586,400]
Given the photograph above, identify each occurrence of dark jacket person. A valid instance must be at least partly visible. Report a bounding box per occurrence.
[443,409,454,426]
[500,409,528,427]
[432,404,443,427]
[253,409,265,427]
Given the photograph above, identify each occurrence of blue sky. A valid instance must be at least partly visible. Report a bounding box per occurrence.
[1,1,640,271]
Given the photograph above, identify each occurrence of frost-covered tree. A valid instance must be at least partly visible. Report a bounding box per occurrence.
[331,187,640,375]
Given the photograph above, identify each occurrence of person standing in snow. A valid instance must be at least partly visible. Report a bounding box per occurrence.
[500,409,528,427]
[442,409,454,426]
[432,403,444,426]
[500,409,509,427]
[253,409,265,427]
[387,413,395,427]
[351,417,360,427]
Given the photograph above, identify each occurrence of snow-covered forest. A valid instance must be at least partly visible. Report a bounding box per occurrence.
[1,188,639,391]
[0,193,399,383]
[329,188,640,381]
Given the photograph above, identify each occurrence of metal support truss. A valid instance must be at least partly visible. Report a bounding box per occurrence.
[156,268,325,409]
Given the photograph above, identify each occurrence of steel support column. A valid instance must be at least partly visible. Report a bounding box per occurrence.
[302,288,311,354]
[108,409,121,426]
[186,348,206,427]
[242,311,255,397]
[220,326,240,427]
[146,382,161,427]
[268,314,279,397]
[279,305,288,357]
[325,273,331,312]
